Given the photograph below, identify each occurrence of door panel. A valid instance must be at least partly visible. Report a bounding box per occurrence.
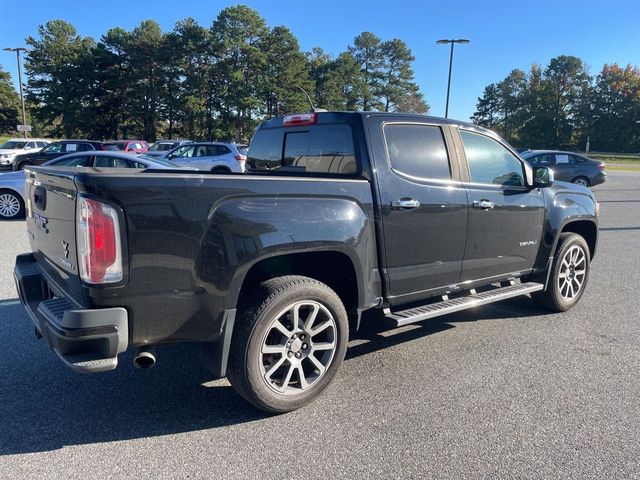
[458,129,545,281]
[368,117,467,304]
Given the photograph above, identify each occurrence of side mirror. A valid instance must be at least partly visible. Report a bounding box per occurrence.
[24,145,31,150]
[533,167,554,188]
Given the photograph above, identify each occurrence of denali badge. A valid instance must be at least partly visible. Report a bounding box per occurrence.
[519,240,537,247]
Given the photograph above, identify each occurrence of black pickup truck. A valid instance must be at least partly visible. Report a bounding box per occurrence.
[14,112,598,412]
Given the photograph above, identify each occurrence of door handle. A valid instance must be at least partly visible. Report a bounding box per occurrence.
[391,198,421,210]
[473,199,495,210]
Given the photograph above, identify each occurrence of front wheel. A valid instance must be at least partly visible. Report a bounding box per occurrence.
[531,232,590,312]
[228,276,348,413]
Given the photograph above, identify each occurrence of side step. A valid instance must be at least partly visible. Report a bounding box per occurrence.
[385,282,544,327]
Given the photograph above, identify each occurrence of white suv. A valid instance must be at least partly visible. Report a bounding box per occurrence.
[162,142,247,172]
[0,138,50,169]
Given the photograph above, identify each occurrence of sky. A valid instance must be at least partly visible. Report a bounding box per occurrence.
[1,0,639,121]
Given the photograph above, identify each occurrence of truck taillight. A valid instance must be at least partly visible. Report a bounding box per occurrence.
[77,197,123,284]
[283,112,317,127]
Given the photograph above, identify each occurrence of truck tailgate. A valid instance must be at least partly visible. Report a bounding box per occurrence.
[24,167,85,303]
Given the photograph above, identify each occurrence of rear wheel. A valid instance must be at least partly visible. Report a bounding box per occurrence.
[211,166,230,173]
[0,190,25,219]
[531,233,590,312]
[228,275,348,413]
[572,176,589,187]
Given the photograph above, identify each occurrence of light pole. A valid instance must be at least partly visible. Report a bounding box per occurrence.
[4,47,28,138]
[436,39,470,118]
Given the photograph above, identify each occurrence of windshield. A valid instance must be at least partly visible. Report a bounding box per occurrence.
[0,141,27,149]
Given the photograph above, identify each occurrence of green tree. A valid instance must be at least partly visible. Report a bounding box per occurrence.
[262,26,314,116]
[544,55,591,148]
[25,20,95,137]
[472,69,526,144]
[127,20,166,141]
[210,5,269,139]
[590,64,640,152]
[350,32,384,110]
[379,38,426,113]
[0,67,20,134]
[91,27,134,139]
[165,17,211,139]
[308,48,360,111]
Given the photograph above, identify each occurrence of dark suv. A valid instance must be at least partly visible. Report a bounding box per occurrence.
[521,150,607,187]
[13,140,104,171]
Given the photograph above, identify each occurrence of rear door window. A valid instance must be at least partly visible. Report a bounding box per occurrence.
[383,123,450,180]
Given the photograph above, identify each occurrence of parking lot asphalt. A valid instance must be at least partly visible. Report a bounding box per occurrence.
[0,172,639,479]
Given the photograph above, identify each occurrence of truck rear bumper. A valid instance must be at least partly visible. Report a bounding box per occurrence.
[14,253,128,373]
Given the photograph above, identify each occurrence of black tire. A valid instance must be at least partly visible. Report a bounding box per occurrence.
[211,167,230,173]
[227,275,348,413]
[14,161,32,171]
[531,232,590,312]
[0,190,25,219]
[572,176,590,187]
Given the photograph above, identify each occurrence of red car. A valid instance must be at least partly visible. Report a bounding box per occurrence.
[102,140,149,154]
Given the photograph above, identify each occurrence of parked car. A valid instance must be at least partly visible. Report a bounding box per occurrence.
[0,151,184,219]
[12,140,104,171]
[521,150,606,187]
[14,111,599,413]
[102,140,149,154]
[145,139,193,157]
[161,141,246,172]
[0,138,50,169]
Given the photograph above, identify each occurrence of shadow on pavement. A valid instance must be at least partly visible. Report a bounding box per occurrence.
[1,295,548,455]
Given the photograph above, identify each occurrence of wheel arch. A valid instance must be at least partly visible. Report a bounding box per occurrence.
[558,219,598,260]
[237,250,361,319]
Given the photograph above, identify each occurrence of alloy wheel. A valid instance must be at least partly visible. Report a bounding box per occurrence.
[557,245,587,301]
[259,300,337,395]
[0,193,20,218]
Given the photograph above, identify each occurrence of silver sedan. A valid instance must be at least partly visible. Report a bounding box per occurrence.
[0,151,183,219]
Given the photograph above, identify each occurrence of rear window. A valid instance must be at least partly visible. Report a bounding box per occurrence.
[248,124,357,175]
[384,124,450,180]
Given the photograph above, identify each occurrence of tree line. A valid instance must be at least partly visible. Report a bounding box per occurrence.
[472,55,640,153]
[0,5,427,141]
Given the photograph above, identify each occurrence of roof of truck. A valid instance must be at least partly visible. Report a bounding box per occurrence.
[257,111,479,130]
